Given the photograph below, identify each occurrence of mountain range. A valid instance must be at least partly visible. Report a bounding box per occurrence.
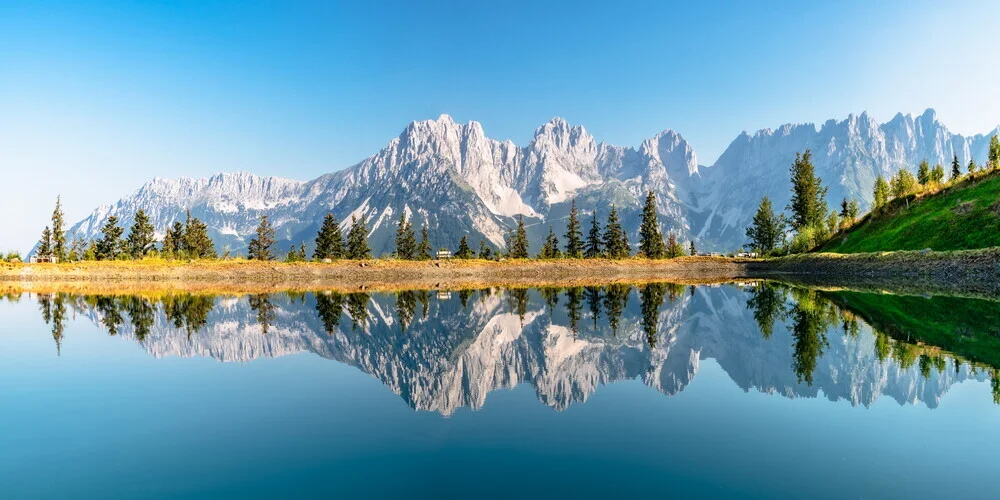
[66,109,1000,255]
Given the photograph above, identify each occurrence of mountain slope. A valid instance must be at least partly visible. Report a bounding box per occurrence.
[820,170,1000,253]
[64,109,1000,255]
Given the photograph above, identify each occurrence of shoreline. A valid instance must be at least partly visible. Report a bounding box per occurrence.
[2,248,998,295]
[0,257,752,294]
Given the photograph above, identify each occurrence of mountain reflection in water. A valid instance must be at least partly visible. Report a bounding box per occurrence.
[20,282,1000,414]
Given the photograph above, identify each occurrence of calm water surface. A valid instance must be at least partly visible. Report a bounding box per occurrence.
[3,283,1000,499]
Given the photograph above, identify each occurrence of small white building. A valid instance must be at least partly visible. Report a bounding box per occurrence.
[29,255,58,264]
[436,250,453,260]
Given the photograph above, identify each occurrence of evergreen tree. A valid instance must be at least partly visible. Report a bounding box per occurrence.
[183,212,216,259]
[394,211,417,259]
[455,235,473,259]
[873,175,891,209]
[951,154,962,181]
[95,216,124,260]
[83,240,97,261]
[563,199,583,258]
[539,226,561,259]
[508,215,529,259]
[297,242,307,261]
[931,163,946,184]
[603,205,630,259]
[689,240,696,256]
[839,198,850,219]
[665,232,684,258]
[126,209,156,259]
[746,196,787,255]
[477,240,492,259]
[990,135,1000,170]
[50,196,66,261]
[917,160,931,185]
[284,244,300,262]
[417,225,432,260]
[68,234,85,262]
[968,159,979,175]
[314,213,344,260]
[847,199,860,224]
[164,222,185,257]
[585,211,602,258]
[161,228,176,256]
[345,215,371,259]
[638,190,665,258]
[247,215,276,261]
[890,169,918,199]
[787,150,828,230]
[37,226,52,257]
[825,209,840,236]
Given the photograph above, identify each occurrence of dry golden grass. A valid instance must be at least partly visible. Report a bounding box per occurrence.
[0,256,753,295]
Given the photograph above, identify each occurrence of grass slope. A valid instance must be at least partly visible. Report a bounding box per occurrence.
[821,171,1000,253]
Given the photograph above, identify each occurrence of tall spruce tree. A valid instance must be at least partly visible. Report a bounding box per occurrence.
[603,205,629,259]
[917,160,931,185]
[746,196,786,255]
[968,159,979,175]
[126,209,156,258]
[539,226,561,259]
[891,169,918,198]
[345,216,371,259]
[417,225,432,260]
[168,222,185,256]
[873,175,890,209]
[638,190,665,258]
[95,216,124,260]
[847,200,860,223]
[989,135,1000,170]
[161,228,176,256]
[787,150,828,230]
[314,213,345,260]
[50,196,66,261]
[394,212,417,259]
[585,211,602,258]
[930,163,945,183]
[455,235,473,259]
[247,215,276,261]
[563,199,583,258]
[951,154,962,181]
[508,215,529,259]
[37,226,53,257]
[183,211,216,259]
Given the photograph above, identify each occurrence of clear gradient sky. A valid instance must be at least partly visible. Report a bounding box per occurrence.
[2,0,999,250]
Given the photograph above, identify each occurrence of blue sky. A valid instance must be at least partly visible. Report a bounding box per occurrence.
[2,0,999,249]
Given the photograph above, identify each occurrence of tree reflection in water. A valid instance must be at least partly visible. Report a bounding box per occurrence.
[17,281,1000,408]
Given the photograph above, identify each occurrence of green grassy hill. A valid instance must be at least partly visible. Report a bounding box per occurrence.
[820,171,1000,253]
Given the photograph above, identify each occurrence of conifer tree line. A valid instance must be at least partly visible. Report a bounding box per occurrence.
[28,193,700,263]
[33,197,217,262]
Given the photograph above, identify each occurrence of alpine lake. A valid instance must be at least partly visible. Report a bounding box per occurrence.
[3,281,1000,499]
